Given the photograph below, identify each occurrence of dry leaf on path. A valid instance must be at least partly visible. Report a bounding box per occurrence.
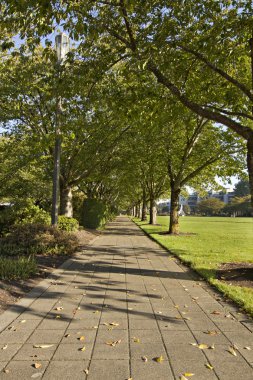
[183,373,195,377]
[211,311,222,315]
[20,320,26,323]
[32,363,42,369]
[84,369,89,374]
[204,330,219,336]
[2,345,8,350]
[205,363,214,370]
[65,334,70,338]
[153,355,164,363]
[198,344,209,350]
[228,346,237,356]
[244,346,251,350]
[78,336,85,341]
[106,340,122,347]
[141,356,148,362]
[133,337,140,343]
[3,369,10,374]
[33,344,54,349]
[31,373,42,378]
[79,346,86,351]
[55,307,63,311]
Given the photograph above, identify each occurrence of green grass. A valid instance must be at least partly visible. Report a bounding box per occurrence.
[134,216,253,316]
[0,256,37,280]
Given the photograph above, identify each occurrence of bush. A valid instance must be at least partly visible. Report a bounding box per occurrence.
[0,224,78,256]
[0,199,50,236]
[58,215,79,232]
[82,198,107,229]
[0,256,37,280]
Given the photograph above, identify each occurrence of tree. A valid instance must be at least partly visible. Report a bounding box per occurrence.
[197,198,225,216]
[234,180,250,197]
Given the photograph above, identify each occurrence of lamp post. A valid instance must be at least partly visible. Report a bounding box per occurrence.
[51,33,70,226]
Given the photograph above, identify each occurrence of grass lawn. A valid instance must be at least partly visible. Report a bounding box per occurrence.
[134,216,253,316]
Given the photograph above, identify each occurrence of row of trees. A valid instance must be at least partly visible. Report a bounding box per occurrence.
[0,1,252,233]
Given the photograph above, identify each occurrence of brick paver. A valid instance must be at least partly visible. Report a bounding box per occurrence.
[0,217,252,379]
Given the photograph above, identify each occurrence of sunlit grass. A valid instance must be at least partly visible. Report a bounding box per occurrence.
[134,216,253,316]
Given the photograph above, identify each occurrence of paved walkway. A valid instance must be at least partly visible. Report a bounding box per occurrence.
[0,217,252,380]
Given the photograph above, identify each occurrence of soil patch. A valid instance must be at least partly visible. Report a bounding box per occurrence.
[0,228,98,315]
[217,262,253,289]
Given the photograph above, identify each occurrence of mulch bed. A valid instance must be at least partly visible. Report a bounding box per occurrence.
[217,262,253,289]
[0,229,99,315]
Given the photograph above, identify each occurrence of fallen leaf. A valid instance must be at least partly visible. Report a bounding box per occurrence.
[55,307,63,311]
[33,363,42,369]
[153,355,164,363]
[78,336,85,341]
[3,369,10,374]
[204,330,219,336]
[105,340,122,347]
[142,356,148,362]
[31,373,42,378]
[190,343,197,346]
[198,344,209,350]
[192,297,199,301]
[93,326,98,329]
[20,320,26,323]
[65,334,70,338]
[205,363,214,370]
[55,315,61,319]
[209,344,215,350]
[244,346,251,350]
[183,373,195,377]
[2,344,8,350]
[79,346,86,351]
[109,322,119,326]
[33,344,54,349]
[211,311,221,315]
[228,346,237,356]
[84,369,89,374]
[133,337,140,343]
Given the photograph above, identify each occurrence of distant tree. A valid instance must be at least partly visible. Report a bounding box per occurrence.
[197,198,225,216]
[161,206,170,214]
[223,196,251,217]
[183,204,191,215]
[234,180,250,198]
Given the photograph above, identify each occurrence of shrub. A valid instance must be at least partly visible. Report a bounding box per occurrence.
[0,199,50,236]
[58,215,79,232]
[0,256,37,280]
[0,224,78,256]
[82,199,107,229]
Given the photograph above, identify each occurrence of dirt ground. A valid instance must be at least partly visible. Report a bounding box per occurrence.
[217,262,253,289]
[0,229,99,315]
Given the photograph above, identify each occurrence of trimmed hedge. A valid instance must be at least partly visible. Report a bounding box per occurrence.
[82,199,116,229]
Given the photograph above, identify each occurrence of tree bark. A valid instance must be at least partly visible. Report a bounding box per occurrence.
[136,203,141,219]
[60,184,73,217]
[247,136,253,216]
[149,196,157,225]
[141,197,147,221]
[169,187,181,234]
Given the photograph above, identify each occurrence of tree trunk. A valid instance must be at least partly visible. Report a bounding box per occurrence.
[136,203,141,219]
[149,197,157,225]
[141,199,147,221]
[60,184,73,217]
[169,187,181,234]
[247,135,253,216]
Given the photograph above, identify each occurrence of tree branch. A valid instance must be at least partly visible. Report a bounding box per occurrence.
[147,61,252,140]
